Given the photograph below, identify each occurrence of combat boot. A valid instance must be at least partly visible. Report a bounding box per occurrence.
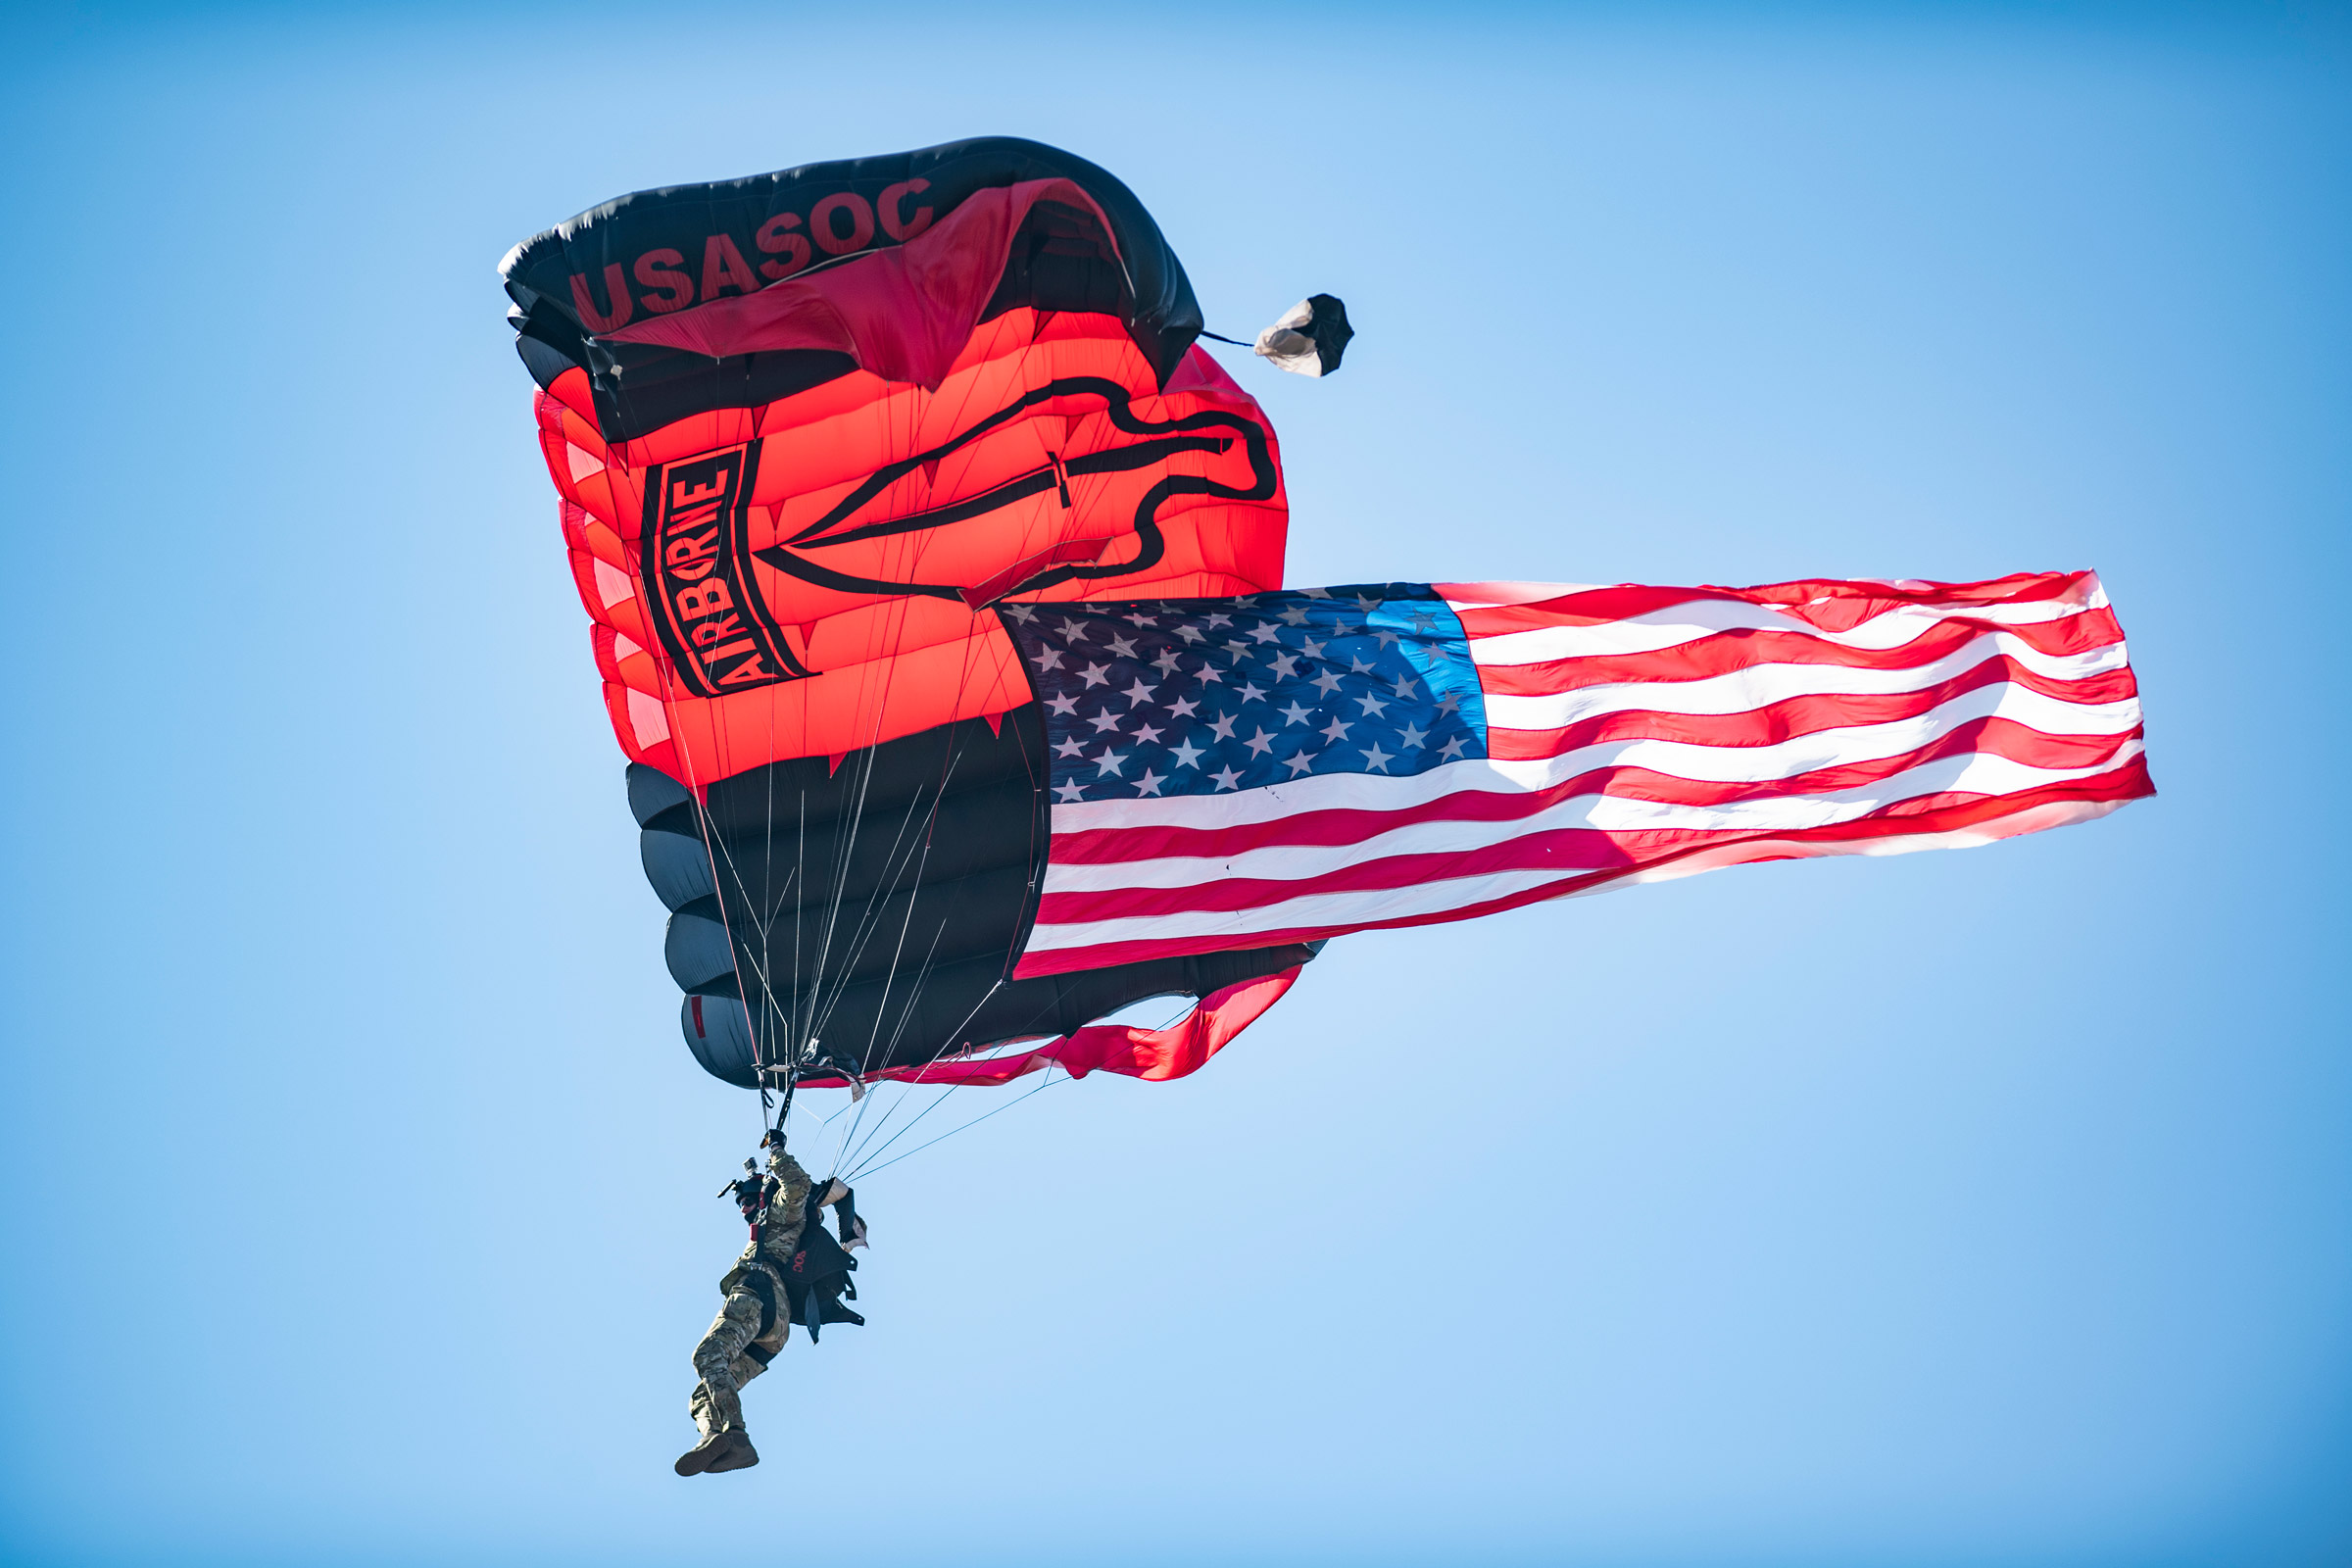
[675,1428,750,1477]
[706,1430,760,1473]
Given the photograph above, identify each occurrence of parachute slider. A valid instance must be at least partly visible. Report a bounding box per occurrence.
[960,537,1109,610]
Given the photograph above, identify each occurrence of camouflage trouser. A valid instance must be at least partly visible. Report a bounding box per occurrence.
[690,1285,790,1438]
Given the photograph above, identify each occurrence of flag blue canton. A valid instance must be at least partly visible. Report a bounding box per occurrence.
[1001,585,1491,805]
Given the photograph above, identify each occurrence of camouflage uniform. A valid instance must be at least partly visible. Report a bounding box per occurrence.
[689,1148,844,1440]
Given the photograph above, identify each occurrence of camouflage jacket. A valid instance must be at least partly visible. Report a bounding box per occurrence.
[721,1149,844,1296]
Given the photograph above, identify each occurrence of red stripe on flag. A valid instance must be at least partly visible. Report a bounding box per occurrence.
[1473,613,2129,697]
[1014,760,2152,976]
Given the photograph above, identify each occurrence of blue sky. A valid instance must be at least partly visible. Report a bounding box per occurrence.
[1,5,2346,1565]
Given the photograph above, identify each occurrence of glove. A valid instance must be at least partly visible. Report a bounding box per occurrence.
[834,1187,867,1250]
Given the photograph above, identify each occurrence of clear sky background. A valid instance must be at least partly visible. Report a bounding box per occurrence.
[2,4,2346,1565]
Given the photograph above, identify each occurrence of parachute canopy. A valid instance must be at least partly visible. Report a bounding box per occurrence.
[506,139,1318,1090]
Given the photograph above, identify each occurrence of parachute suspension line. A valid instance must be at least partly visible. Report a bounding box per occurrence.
[833,604,1060,1179]
[830,975,1006,1178]
[633,562,771,1140]
[792,790,807,1065]
[760,656,781,1086]
[862,919,951,1083]
[822,923,951,1176]
[810,701,973,1069]
[691,822,808,1081]
[793,743,890,1067]
[690,791,786,1137]
[795,647,900,1065]
[802,330,1034,1098]
[800,744,961,1055]
[847,1063,1069,1183]
[789,378,928,1068]
[641,644,808,1085]
[839,971,1134,1173]
[801,570,989,1080]
[839,1076,966,1177]
[823,914,977,1176]
[682,715,886,1084]
[686,791,857,1139]
[823,320,1149,1178]
[808,607,996,1106]
[718,315,1086,1135]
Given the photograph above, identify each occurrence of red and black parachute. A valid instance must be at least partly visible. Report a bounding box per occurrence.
[503,138,1324,1089]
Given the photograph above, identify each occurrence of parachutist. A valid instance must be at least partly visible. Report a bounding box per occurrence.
[675,1140,868,1479]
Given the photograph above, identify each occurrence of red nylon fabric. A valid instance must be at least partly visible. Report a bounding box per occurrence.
[603,178,1112,389]
[797,965,1300,1089]
[537,313,1286,785]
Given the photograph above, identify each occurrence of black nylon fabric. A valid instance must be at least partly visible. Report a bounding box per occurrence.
[632,709,1314,1089]
[502,136,1203,444]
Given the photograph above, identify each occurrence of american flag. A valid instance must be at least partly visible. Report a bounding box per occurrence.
[1001,572,2149,978]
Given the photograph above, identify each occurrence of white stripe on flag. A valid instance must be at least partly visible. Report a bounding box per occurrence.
[1034,740,2144,898]
[1464,585,2110,666]
[1482,655,2136,731]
